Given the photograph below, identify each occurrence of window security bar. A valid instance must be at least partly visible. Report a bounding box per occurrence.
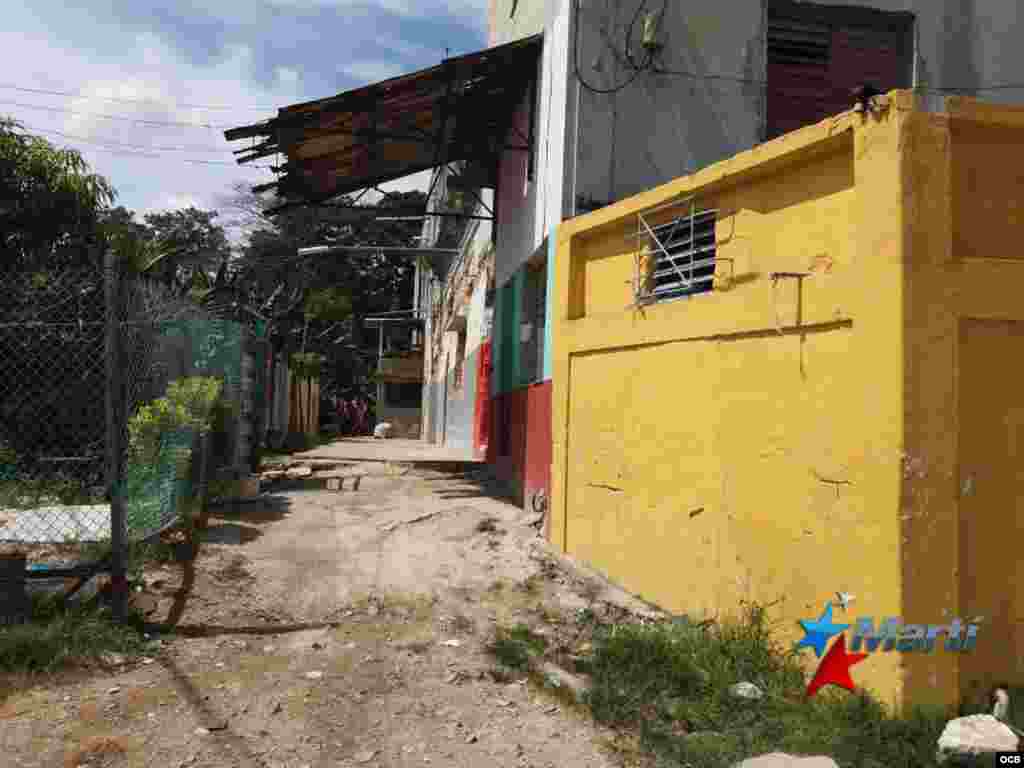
[629,196,719,304]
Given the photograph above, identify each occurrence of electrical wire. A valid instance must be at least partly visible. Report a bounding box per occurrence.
[572,0,653,95]
[28,125,232,154]
[67,143,273,169]
[624,0,668,72]
[20,124,272,169]
[0,99,233,130]
[0,82,275,111]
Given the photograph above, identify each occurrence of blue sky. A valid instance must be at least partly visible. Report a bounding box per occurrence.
[3,0,488,238]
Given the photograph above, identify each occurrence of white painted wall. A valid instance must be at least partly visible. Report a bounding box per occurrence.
[492,0,1024,272]
[493,0,574,290]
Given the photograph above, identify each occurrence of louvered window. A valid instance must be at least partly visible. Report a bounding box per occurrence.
[633,198,717,304]
[767,18,830,68]
[766,1,913,140]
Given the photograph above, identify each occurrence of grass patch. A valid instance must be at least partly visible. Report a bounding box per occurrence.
[487,623,548,673]
[580,602,977,768]
[0,593,148,674]
[0,473,103,509]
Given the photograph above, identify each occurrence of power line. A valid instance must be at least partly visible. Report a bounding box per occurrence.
[0,82,277,112]
[27,124,233,155]
[22,124,273,169]
[0,99,231,130]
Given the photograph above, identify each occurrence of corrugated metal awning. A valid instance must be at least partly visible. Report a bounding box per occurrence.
[224,34,542,211]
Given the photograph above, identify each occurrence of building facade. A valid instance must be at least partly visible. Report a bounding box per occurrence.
[550,89,1024,712]
[469,0,1024,511]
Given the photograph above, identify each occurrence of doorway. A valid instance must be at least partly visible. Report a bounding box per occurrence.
[958,318,1024,700]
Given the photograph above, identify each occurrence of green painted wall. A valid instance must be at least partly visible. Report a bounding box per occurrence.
[493,271,523,396]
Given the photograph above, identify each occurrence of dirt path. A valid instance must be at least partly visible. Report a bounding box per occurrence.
[1,450,659,768]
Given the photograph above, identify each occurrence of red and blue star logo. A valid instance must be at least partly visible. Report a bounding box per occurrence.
[795,602,868,697]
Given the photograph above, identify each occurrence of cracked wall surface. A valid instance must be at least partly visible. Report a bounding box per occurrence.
[552,92,1024,711]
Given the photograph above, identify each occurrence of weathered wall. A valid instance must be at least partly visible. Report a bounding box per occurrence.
[566,0,1024,213]
[422,194,495,451]
[493,0,572,291]
[899,95,1024,708]
[552,102,910,707]
[570,0,764,211]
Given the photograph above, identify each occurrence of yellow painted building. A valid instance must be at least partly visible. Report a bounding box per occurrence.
[550,90,1024,712]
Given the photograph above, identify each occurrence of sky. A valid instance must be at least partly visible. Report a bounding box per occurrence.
[4,0,489,240]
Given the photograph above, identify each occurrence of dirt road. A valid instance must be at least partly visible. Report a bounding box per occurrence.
[1,441,657,768]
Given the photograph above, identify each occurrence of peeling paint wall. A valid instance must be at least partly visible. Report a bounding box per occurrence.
[422,190,495,452]
[553,92,1024,711]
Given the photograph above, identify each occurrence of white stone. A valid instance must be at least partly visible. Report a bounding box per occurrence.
[732,754,838,768]
[936,714,1020,763]
[729,681,764,700]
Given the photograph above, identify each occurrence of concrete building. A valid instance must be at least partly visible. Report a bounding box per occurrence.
[368,313,424,439]
[549,88,1024,712]
[225,3,1024,700]
[475,0,1024,516]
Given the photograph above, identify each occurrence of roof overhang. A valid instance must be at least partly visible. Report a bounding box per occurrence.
[225,34,542,212]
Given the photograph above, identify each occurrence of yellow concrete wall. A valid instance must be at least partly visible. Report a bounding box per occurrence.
[552,98,911,708]
[899,94,1024,710]
[553,90,1024,711]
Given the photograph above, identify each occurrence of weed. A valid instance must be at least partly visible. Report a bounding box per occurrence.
[487,623,548,672]
[581,601,964,767]
[0,593,148,673]
[521,574,544,596]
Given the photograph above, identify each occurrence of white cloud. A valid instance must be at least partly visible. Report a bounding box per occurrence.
[343,60,405,84]
[275,66,300,86]
[142,193,204,217]
[1,1,482,241]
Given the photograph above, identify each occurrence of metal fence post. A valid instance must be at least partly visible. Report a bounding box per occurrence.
[104,249,128,621]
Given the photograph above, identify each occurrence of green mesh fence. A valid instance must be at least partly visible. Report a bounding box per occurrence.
[117,315,249,544]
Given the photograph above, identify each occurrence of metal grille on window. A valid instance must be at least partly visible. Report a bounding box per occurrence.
[632,197,718,304]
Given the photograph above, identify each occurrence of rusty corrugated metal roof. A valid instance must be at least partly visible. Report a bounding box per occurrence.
[225,34,542,210]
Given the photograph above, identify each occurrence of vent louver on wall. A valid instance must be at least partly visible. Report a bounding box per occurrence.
[765,1,913,140]
[767,18,831,68]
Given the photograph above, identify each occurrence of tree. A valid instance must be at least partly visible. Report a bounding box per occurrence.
[0,117,115,271]
[217,183,426,403]
[140,207,231,288]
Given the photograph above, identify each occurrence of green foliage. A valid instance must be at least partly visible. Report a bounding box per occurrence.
[0,440,17,466]
[289,352,324,379]
[0,117,116,268]
[219,184,426,401]
[0,472,103,510]
[487,623,548,672]
[127,377,223,464]
[0,592,149,673]
[304,286,352,322]
[579,603,957,768]
[139,207,231,286]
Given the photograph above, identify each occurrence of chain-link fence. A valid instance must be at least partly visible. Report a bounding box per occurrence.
[0,266,110,549]
[0,255,266,599]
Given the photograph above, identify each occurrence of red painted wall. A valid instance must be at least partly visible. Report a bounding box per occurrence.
[487,381,551,511]
[523,381,552,508]
[473,341,492,460]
